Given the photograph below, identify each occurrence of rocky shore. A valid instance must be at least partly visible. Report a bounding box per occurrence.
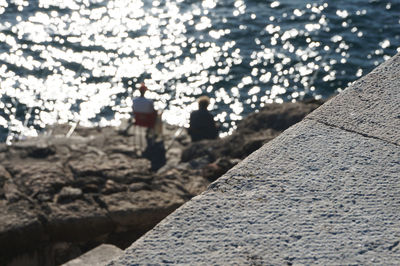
[0,100,323,266]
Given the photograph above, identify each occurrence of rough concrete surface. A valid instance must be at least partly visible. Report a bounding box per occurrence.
[307,53,400,145]
[108,54,400,264]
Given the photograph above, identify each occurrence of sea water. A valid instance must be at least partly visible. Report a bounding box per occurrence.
[0,0,399,142]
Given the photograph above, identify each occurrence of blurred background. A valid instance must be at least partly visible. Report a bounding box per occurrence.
[0,0,399,143]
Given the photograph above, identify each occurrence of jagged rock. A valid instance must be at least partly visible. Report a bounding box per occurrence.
[47,198,114,242]
[73,176,104,186]
[0,200,45,261]
[4,181,23,203]
[5,161,73,202]
[0,165,12,199]
[53,242,83,266]
[0,165,11,183]
[236,100,323,133]
[56,187,83,204]
[9,140,56,159]
[202,157,241,182]
[69,153,151,184]
[181,141,216,163]
[100,190,185,229]
[62,244,122,266]
[102,180,127,195]
[68,153,110,177]
[0,100,324,265]
[129,182,151,192]
[27,143,56,158]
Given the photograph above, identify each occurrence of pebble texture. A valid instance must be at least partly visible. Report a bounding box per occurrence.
[109,53,400,265]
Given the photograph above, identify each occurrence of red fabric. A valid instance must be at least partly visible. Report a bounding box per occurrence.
[134,111,157,128]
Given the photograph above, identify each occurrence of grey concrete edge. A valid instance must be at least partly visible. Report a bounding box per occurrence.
[106,53,400,264]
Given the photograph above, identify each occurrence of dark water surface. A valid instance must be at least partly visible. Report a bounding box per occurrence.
[0,0,399,142]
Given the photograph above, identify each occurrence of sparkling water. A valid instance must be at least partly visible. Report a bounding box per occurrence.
[0,0,399,142]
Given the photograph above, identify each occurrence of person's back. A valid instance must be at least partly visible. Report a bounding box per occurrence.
[133,96,154,113]
[188,96,218,142]
[133,83,155,114]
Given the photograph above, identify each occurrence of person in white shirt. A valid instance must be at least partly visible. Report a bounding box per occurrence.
[120,82,156,136]
[132,83,155,114]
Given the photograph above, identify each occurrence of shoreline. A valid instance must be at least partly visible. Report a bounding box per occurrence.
[0,100,324,265]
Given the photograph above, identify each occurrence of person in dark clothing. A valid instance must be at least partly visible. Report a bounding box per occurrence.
[142,138,166,171]
[188,96,218,142]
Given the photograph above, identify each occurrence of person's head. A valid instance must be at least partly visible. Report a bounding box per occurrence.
[197,95,210,110]
[138,82,148,96]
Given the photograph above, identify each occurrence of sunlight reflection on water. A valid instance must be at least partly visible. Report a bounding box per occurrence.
[0,0,399,142]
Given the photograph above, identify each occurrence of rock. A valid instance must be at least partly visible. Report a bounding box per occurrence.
[102,180,127,195]
[47,198,114,242]
[53,242,83,266]
[68,153,110,177]
[69,153,152,184]
[181,141,216,163]
[0,200,46,261]
[105,144,137,156]
[5,161,73,201]
[181,174,209,197]
[236,100,324,133]
[202,157,241,182]
[56,187,83,204]
[0,100,324,265]
[100,190,185,229]
[62,244,123,266]
[4,181,23,203]
[0,165,11,182]
[27,143,56,158]
[182,101,323,163]
[73,176,104,186]
[129,182,151,192]
[0,165,12,198]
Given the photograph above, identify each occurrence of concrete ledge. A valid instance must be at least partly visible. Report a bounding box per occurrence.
[108,53,400,264]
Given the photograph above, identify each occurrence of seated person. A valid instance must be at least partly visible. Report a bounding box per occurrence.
[188,96,218,142]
